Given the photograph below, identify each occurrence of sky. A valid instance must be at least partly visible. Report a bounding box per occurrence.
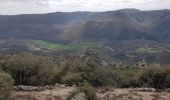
[0,0,170,15]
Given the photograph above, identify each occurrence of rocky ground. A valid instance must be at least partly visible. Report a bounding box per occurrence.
[97,87,170,100]
[8,85,170,100]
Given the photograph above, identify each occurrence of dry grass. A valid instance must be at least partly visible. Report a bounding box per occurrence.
[9,87,75,100]
[97,88,170,100]
[10,87,170,100]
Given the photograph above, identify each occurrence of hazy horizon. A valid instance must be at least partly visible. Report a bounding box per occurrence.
[0,0,170,15]
[0,8,170,16]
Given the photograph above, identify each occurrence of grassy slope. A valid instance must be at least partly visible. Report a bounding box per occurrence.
[25,40,102,50]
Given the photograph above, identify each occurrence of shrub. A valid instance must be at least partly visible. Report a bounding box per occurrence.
[0,71,14,99]
[94,68,115,86]
[79,82,97,100]
[112,69,143,88]
[165,67,170,88]
[61,73,82,85]
[58,59,97,86]
[0,53,57,85]
[140,67,167,89]
[66,90,80,100]
[66,82,97,100]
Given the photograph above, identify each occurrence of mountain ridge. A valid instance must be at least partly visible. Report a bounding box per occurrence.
[0,9,170,42]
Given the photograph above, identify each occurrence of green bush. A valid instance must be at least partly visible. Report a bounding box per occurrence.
[140,67,167,89]
[94,68,115,86]
[79,82,97,100]
[111,69,143,88]
[0,53,57,85]
[165,67,170,88]
[61,73,82,85]
[58,59,97,86]
[66,82,97,100]
[0,71,14,99]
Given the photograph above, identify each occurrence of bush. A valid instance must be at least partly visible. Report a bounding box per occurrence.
[58,59,97,86]
[94,68,115,86]
[0,71,14,99]
[66,90,80,100]
[165,67,170,88]
[79,82,97,100]
[61,73,82,85]
[66,82,97,100]
[0,53,57,85]
[140,67,167,89]
[111,69,143,88]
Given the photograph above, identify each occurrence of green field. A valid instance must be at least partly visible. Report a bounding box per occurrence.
[26,40,102,50]
[136,47,160,53]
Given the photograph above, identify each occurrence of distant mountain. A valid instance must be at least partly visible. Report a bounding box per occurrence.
[0,9,170,42]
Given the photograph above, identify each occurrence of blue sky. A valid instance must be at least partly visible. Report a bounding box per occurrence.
[0,0,170,15]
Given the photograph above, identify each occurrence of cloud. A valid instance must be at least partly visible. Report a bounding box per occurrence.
[0,0,169,15]
[36,0,170,10]
[0,0,38,2]
[37,0,88,7]
[0,0,169,7]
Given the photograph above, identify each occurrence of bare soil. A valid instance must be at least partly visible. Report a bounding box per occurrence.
[9,87,170,100]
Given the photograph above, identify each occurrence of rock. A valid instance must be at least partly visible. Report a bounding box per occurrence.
[72,85,76,87]
[134,88,156,92]
[17,85,38,91]
[44,85,50,89]
[60,85,66,88]
[96,89,102,93]
[71,92,87,100]
[36,87,44,91]
[165,88,170,92]
[49,85,54,90]
[44,85,53,90]
[14,86,20,90]
[55,83,61,87]
[148,88,156,92]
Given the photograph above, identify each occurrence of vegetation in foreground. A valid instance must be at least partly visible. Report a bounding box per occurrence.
[0,70,14,99]
[0,52,169,99]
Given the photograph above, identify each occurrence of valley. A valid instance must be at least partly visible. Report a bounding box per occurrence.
[0,9,170,100]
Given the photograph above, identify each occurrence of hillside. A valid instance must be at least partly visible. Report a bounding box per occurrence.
[0,9,170,42]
